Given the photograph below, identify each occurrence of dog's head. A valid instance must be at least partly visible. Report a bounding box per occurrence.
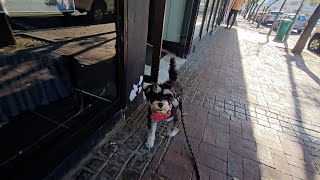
[144,83,175,114]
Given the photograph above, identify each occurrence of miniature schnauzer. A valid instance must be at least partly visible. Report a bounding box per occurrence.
[144,58,182,149]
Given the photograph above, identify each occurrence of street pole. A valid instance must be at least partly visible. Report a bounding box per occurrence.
[267,0,287,38]
[283,0,306,42]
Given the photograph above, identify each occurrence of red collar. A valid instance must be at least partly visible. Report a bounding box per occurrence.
[152,110,171,122]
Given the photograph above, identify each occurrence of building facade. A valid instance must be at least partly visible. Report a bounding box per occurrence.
[0,0,230,179]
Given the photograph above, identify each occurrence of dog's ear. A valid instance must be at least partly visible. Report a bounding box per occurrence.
[143,83,153,101]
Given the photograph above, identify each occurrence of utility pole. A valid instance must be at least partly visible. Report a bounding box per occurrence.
[283,0,306,42]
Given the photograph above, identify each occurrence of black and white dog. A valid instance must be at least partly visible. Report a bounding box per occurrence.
[144,58,182,149]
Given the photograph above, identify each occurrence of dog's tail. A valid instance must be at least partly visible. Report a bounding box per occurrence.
[169,58,178,82]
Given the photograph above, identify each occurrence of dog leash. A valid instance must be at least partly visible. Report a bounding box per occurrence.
[180,105,201,180]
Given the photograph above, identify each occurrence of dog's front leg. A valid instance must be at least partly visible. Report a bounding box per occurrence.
[145,122,157,149]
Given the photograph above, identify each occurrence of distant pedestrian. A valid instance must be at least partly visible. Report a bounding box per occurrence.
[225,0,246,29]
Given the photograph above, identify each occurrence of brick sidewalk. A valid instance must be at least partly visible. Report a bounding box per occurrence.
[142,21,320,180]
[65,19,320,180]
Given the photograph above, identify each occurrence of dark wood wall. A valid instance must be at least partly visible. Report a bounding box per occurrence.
[125,0,150,116]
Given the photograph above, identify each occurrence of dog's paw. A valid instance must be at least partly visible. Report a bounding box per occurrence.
[168,127,179,137]
[145,137,155,149]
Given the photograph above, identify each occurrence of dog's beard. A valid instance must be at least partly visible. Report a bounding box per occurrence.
[150,100,171,114]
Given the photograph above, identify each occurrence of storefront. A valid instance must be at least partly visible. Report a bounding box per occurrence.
[0,0,230,178]
[147,0,230,59]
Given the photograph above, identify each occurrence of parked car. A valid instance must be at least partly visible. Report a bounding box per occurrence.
[308,26,320,54]
[261,11,284,25]
[72,0,115,23]
[273,14,308,33]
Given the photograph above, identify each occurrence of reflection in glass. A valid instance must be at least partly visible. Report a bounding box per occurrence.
[193,0,207,40]
[0,0,118,178]
[201,0,214,37]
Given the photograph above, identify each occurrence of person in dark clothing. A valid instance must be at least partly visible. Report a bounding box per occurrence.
[225,0,246,29]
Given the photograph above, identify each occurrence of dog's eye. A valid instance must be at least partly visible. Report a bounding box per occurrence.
[164,95,171,100]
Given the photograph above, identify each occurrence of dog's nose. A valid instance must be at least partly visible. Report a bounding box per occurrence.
[158,102,163,108]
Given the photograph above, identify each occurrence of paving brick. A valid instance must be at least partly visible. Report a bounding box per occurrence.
[227,151,243,180]
[255,135,283,152]
[168,132,185,154]
[235,112,246,120]
[266,112,278,119]
[257,119,270,127]
[111,147,133,165]
[282,127,297,137]
[230,121,242,137]
[192,163,226,180]
[268,117,280,125]
[163,149,194,172]
[203,126,216,145]
[241,124,255,142]
[148,146,166,171]
[186,125,205,140]
[97,143,119,158]
[307,146,320,158]
[229,142,258,162]
[120,168,141,179]
[246,111,257,118]
[259,164,293,180]
[157,160,192,180]
[97,162,122,180]
[207,120,229,133]
[289,165,320,180]
[140,169,155,180]
[243,158,260,180]
[216,131,230,144]
[270,123,283,131]
[280,121,293,129]
[304,140,320,150]
[285,154,318,173]
[198,141,228,161]
[256,108,266,115]
[182,136,201,157]
[86,158,104,172]
[270,149,292,175]
[207,114,230,126]
[216,137,229,149]
[225,103,235,111]
[280,138,308,159]
[74,169,95,180]
[230,134,257,151]
[235,107,245,114]
[257,144,274,167]
[197,149,227,174]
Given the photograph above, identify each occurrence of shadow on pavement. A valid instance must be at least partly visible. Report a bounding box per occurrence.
[10,13,115,31]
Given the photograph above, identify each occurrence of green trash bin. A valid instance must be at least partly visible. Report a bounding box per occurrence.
[275,19,292,41]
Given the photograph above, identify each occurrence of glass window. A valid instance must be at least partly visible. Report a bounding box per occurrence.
[163,0,187,43]
[193,0,208,40]
[209,0,219,30]
[201,0,214,37]
[0,0,119,178]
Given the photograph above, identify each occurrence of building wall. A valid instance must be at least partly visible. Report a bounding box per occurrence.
[268,0,318,17]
